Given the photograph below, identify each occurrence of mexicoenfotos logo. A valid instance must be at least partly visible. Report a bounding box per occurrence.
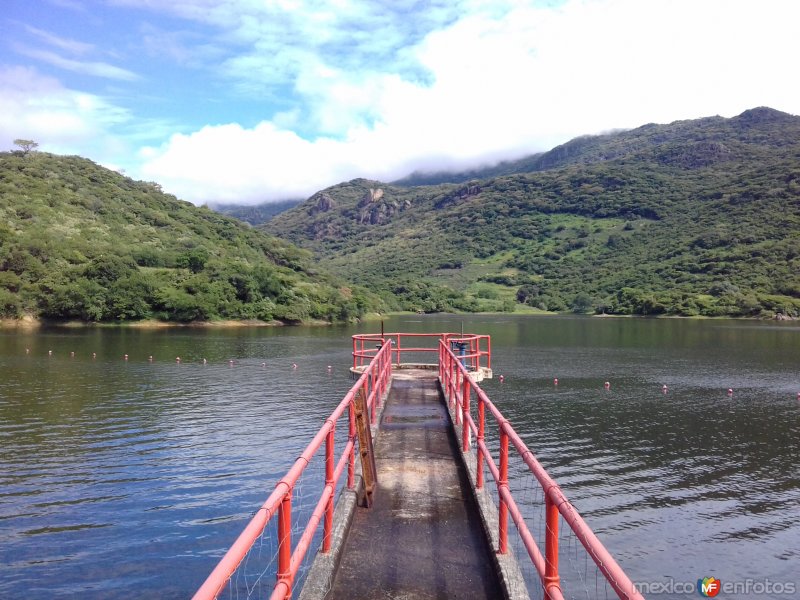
[635,576,795,595]
[697,577,721,597]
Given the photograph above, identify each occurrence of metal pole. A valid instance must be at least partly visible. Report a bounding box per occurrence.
[277,493,293,598]
[462,375,471,452]
[323,429,334,552]
[454,366,461,426]
[498,424,509,554]
[544,493,561,599]
[348,402,356,489]
[370,368,377,425]
[477,398,485,489]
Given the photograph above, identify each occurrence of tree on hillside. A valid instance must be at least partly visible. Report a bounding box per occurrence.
[13,139,39,155]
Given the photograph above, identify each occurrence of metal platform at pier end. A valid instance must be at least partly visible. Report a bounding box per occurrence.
[193,333,644,600]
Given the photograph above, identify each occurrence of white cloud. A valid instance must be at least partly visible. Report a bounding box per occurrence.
[24,25,95,55]
[8,0,800,205]
[139,122,338,201]
[13,45,140,81]
[0,66,133,158]
[138,0,800,204]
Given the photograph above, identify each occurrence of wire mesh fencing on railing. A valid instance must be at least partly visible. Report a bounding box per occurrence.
[500,449,621,600]
[193,342,393,600]
[214,448,333,600]
[439,341,642,600]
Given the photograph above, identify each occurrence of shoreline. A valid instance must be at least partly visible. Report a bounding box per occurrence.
[1,311,794,329]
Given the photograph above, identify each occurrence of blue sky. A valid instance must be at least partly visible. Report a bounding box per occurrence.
[2,0,799,204]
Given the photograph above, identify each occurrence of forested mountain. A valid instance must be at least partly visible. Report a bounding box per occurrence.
[264,107,800,317]
[0,152,380,323]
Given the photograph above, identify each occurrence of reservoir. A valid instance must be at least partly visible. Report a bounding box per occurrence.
[0,315,798,599]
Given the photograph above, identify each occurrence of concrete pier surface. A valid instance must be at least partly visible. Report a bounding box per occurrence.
[325,369,503,600]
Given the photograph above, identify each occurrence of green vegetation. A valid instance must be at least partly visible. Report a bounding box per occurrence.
[0,152,382,323]
[4,107,798,323]
[264,107,800,318]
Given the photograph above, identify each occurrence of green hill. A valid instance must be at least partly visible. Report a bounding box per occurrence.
[0,152,380,323]
[264,107,800,317]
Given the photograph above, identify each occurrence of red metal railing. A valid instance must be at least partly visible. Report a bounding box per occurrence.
[195,333,639,599]
[439,340,644,600]
[353,332,491,372]
[193,341,393,600]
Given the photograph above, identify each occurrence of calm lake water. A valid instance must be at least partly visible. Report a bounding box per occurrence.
[0,315,798,599]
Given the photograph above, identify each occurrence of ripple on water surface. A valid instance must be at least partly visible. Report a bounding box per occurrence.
[1,319,799,599]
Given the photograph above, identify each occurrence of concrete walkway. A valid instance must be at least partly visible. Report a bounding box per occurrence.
[326,369,503,600]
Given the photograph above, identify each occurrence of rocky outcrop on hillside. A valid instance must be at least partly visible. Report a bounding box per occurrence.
[309,192,336,214]
[357,188,410,224]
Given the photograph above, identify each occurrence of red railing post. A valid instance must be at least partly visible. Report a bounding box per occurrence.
[462,374,470,452]
[442,350,449,400]
[476,396,485,489]
[450,359,457,411]
[498,423,509,554]
[447,355,453,407]
[454,367,462,426]
[347,401,356,489]
[370,367,377,425]
[544,492,561,599]
[379,346,386,402]
[396,334,401,366]
[448,352,454,397]
[277,492,293,598]
[323,428,334,552]
[470,338,477,372]
[384,343,390,392]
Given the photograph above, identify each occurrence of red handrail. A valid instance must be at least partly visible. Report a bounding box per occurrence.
[353,332,491,372]
[439,340,644,600]
[193,341,393,600]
